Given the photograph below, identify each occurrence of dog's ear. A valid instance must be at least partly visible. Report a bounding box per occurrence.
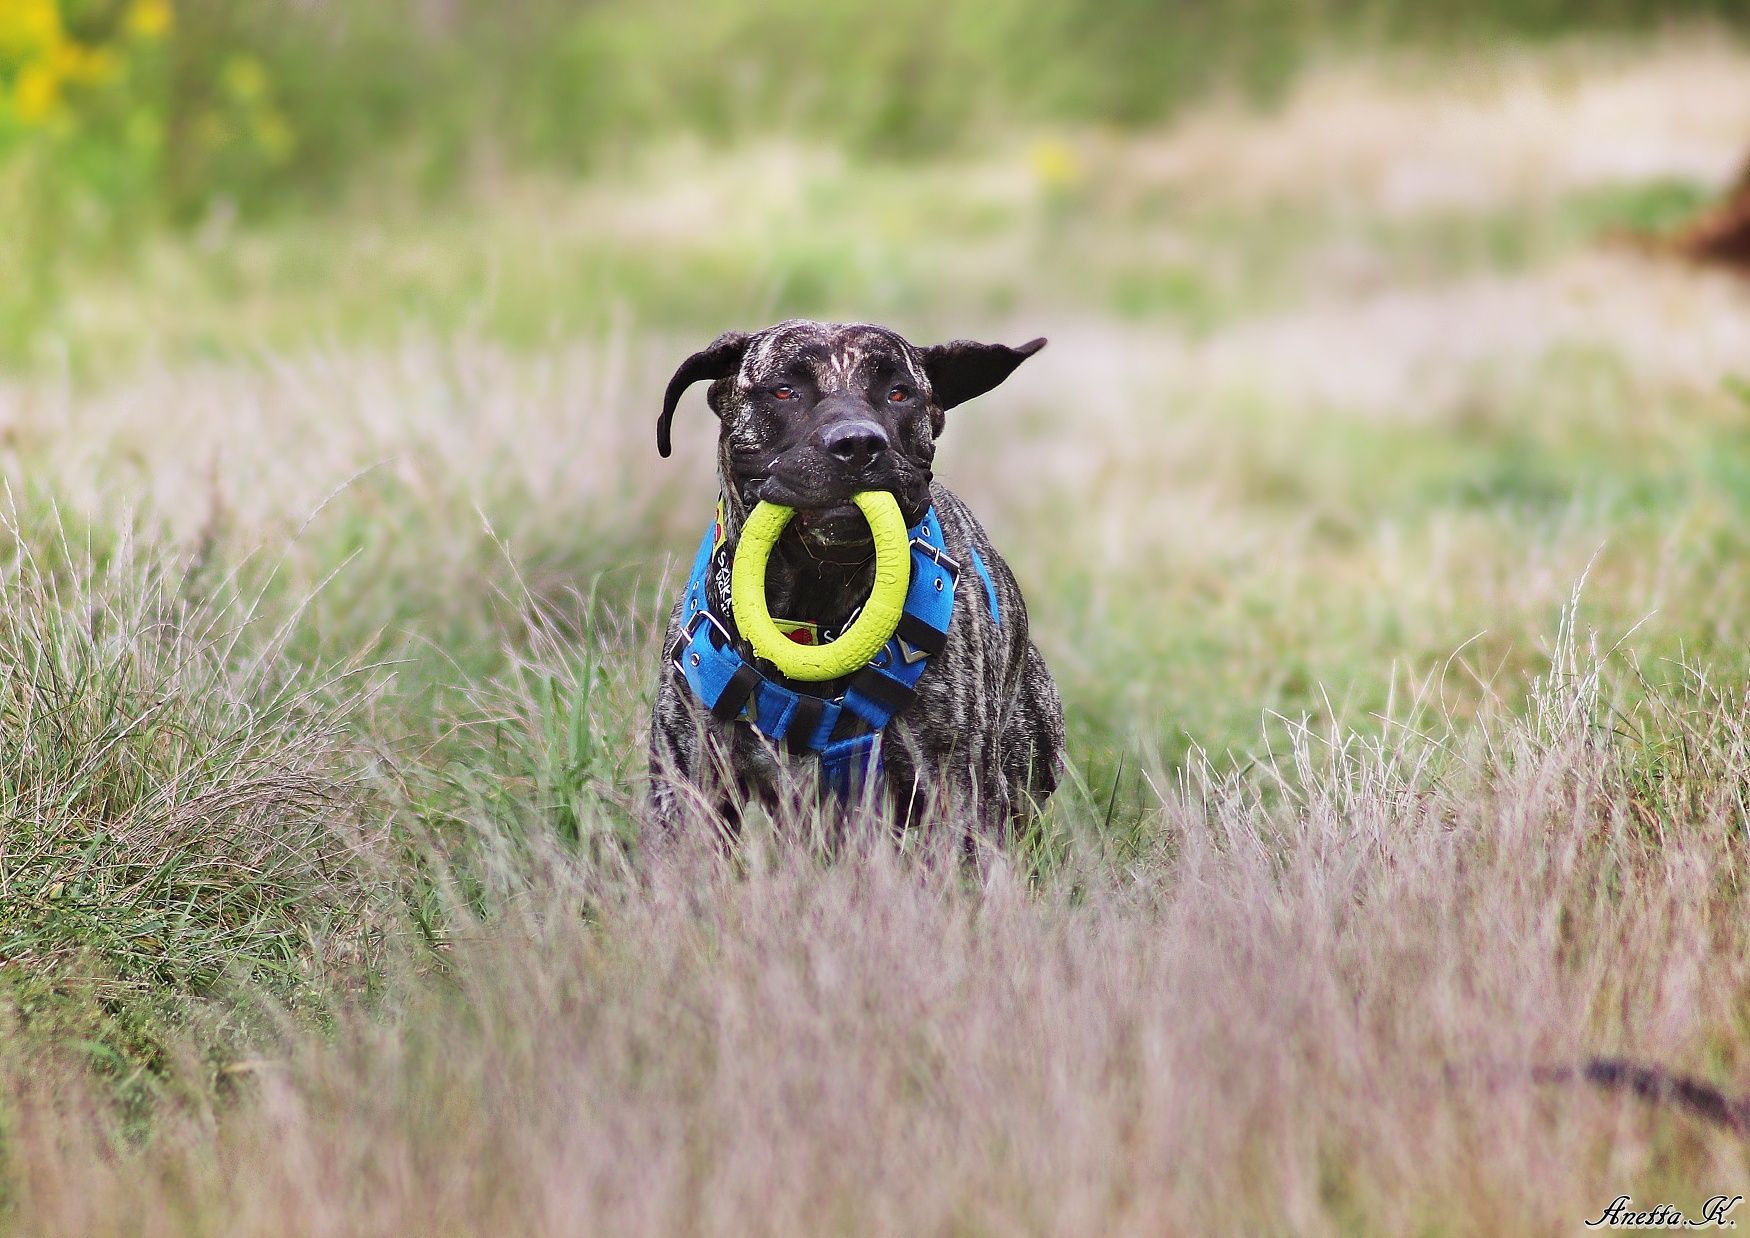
[658,331,751,458]
[920,337,1046,412]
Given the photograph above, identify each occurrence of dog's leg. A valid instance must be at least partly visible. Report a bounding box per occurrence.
[646,672,721,838]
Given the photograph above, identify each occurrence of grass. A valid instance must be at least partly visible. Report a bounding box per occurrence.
[2,36,1750,1234]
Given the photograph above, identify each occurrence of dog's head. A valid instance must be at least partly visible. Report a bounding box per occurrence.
[659,320,1044,556]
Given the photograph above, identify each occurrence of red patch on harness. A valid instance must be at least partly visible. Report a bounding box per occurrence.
[774,620,819,646]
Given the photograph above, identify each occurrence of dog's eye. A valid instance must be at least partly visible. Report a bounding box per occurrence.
[772,386,797,400]
[888,385,910,403]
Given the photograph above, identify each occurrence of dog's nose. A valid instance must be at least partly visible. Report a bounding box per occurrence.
[819,419,889,470]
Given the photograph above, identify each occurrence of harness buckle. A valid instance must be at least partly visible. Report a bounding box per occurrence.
[909,537,961,578]
[671,605,735,672]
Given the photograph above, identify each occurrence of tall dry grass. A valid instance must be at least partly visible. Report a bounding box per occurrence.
[0,514,385,1044]
[4,595,1749,1234]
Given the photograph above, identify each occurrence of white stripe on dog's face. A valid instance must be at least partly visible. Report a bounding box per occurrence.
[723,320,930,457]
[714,320,938,526]
[736,320,927,400]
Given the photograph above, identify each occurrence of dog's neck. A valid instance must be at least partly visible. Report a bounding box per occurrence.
[765,537,876,631]
[716,483,876,633]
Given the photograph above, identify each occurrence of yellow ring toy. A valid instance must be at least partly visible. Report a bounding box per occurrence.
[731,491,909,682]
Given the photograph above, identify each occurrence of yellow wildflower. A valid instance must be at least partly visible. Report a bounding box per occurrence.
[0,0,62,60]
[1027,138,1084,191]
[253,108,294,162]
[48,40,117,85]
[222,55,267,103]
[13,61,60,122]
[126,0,173,40]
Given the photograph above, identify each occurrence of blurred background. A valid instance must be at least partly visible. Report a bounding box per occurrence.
[3,0,1748,366]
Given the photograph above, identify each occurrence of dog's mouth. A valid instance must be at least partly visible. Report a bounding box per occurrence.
[741,475,905,559]
[789,502,871,550]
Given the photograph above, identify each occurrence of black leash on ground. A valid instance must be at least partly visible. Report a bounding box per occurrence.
[1535,1058,1750,1136]
[1454,1057,1750,1137]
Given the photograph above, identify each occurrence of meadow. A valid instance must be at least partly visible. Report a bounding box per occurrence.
[3,14,1750,1235]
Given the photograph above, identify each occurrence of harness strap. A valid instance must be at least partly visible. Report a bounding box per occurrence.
[968,546,1001,627]
[673,502,998,799]
[847,665,913,714]
[710,662,761,723]
[820,733,881,800]
[786,693,824,756]
[895,611,948,657]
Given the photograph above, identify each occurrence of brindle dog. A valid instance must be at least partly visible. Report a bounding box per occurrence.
[647,319,1064,842]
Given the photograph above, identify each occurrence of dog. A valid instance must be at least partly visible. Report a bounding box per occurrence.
[646,319,1064,843]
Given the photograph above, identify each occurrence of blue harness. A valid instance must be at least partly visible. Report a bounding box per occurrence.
[670,502,1000,799]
